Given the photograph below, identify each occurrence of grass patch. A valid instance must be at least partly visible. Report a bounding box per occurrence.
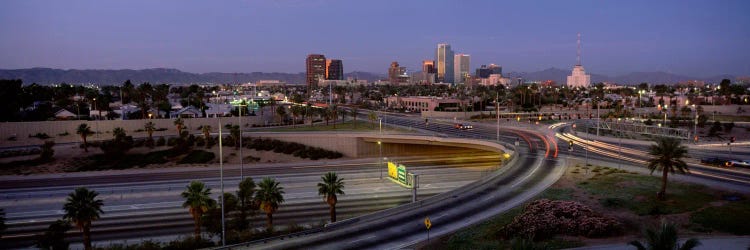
[178,150,215,164]
[690,199,750,235]
[537,188,574,201]
[577,173,715,215]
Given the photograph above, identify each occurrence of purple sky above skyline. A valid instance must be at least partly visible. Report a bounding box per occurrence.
[1,0,749,77]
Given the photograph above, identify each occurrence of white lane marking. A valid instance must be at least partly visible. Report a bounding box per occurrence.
[349,235,376,244]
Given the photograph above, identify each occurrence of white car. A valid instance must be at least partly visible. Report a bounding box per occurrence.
[725,160,750,168]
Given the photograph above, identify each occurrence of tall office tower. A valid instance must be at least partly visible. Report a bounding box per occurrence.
[326,59,344,80]
[454,54,470,84]
[488,64,502,75]
[566,33,591,88]
[306,54,326,91]
[388,61,406,84]
[476,65,491,78]
[435,43,454,83]
[422,60,436,73]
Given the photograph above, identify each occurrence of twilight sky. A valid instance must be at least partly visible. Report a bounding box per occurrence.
[1,0,749,77]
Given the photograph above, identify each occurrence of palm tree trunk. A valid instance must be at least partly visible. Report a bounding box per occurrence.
[83,224,92,250]
[330,204,336,222]
[267,212,273,231]
[193,214,201,239]
[658,167,669,200]
[82,136,88,152]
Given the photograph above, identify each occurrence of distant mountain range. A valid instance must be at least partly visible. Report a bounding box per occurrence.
[0,68,384,86]
[0,67,740,86]
[505,68,738,85]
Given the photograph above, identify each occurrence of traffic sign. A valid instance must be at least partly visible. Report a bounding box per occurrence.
[424,217,432,229]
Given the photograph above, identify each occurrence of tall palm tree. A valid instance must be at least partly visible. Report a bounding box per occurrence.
[317,172,345,222]
[230,125,241,149]
[181,181,216,239]
[236,177,257,230]
[76,123,93,152]
[144,121,155,141]
[368,111,378,129]
[290,105,302,128]
[275,105,286,124]
[351,107,359,129]
[629,222,700,250]
[174,118,185,136]
[201,125,212,148]
[62,187,103,250]
[254,177,284,231]
[647,137,689,200]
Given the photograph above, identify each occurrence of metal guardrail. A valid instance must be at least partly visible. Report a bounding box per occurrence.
[578,120,690,139]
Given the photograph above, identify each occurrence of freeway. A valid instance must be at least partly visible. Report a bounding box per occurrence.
[229,113,563,249]
[0,148,502,249]
[555,125,750,186]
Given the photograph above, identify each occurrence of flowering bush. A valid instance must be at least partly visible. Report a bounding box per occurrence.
[501,199,621,240]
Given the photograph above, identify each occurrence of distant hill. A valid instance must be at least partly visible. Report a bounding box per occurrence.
[505,67,736,85]
[0,68,384,86]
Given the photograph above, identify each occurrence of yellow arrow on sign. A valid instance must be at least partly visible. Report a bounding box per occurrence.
[424,217,432,230]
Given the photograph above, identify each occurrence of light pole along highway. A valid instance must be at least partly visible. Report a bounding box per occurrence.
[224,114,565,250]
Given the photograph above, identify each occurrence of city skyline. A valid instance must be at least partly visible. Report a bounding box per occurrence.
[1,1,749,77]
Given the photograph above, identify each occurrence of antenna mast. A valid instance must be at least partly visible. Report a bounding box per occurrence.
[576,33,581,66]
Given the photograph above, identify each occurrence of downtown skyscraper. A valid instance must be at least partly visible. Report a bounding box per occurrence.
[435,43,454,83]
[306,54,326,91]
[454,53,470,84]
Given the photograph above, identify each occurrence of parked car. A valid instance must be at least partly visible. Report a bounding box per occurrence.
[454,123,473,130]
[725,160,750,168]
[700,157,727,166]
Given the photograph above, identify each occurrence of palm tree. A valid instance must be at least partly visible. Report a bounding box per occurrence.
[629,222,700,250]
[62,187,103,250]
[275,105,286,124]
[76,123,93,152]
[368,111,378,129]
[112,127,126,140]
[317,172,345,222]
[647,137,689,200]
[236,177,257,230]
[254,177,285,231]
[174,118,185,136]
[290,105,302,128]
[201,125,212,148]
[181,181,216,239]
[230,125,241,149]
[144,121,155,141]
[351,107,359,129]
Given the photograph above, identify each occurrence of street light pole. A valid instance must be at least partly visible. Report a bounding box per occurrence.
[596,98,600,136]
[496,92,499,141]
[378,141,382,179]
[218,117,225,246]
[239,102,243,180]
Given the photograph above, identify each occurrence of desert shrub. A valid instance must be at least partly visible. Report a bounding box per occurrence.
[39,141,55,161]
[29,133,51,139]
[167,137,177,146]
[100,136,133,159]
[195,137,205,147]
[145,138,155,148]
[501,199,621,240]
[178,150,215,164]
[58,131,69,136]
[162,236,214,250]
[156,137,166,146]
